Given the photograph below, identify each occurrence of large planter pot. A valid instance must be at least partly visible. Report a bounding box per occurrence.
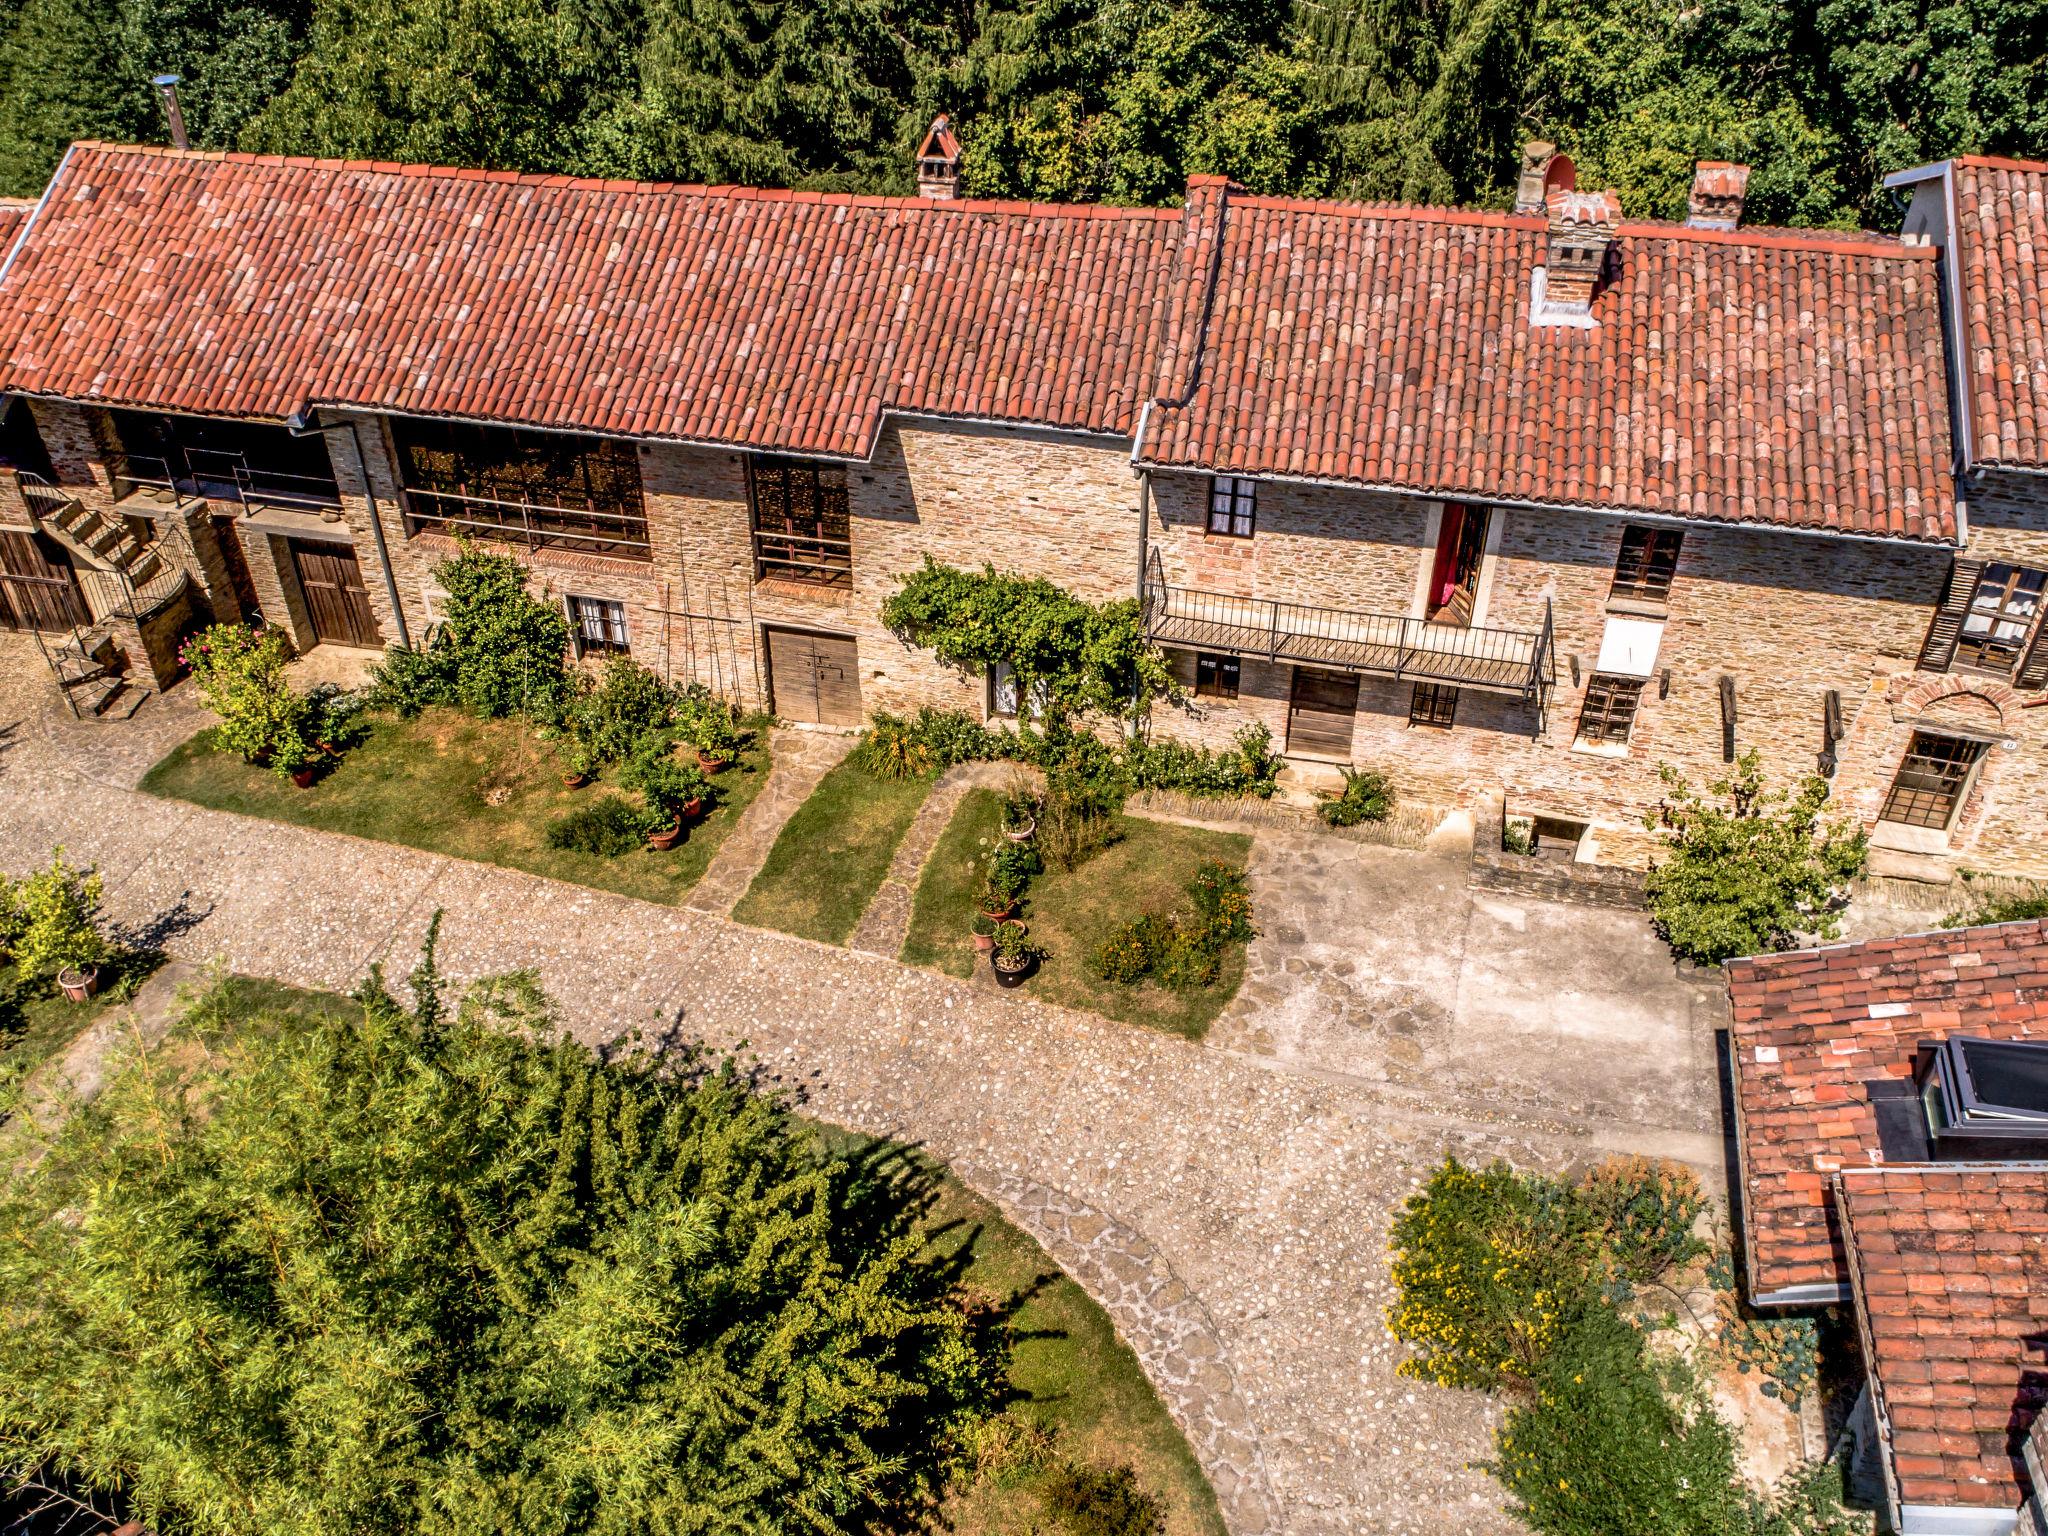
[290,764,317,789]
[682,796,705,821]
[972,931,995,955]
[992,952,1035,988]
[647,817,686,851]
[1003,816,1037,844]
[58,965,99,1003]
[982,901,1017,922]
[561,772,592,789]
[697,751,730,773]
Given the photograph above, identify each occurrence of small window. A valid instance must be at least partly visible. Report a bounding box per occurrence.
[1576,674,1643,746]
[1409,682,1457,728]
[568,595,629,657]
[1195,653,1241,699]
[1610,526,1683,603]
[1880,730,1987,830]
[1956,562,2046,672]
[1207,477,1256,537]
[989,661,1048,721]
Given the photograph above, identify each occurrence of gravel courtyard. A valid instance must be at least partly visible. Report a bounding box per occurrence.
[0,637,1728,1535]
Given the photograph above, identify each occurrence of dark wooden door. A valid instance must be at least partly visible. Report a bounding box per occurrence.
[1287,666,1359,759]
[289,539,379,646]
[212,516,263,623]
[766,627,861,726]
[0,530,88,632]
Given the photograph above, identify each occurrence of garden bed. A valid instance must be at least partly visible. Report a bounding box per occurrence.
[901,789,1253,1040]
[732,759,933,943]
[140,706,771,906]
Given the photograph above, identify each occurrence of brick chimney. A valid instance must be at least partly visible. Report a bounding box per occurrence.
[916,115,961,201]
[1535,187,1622,321]
[1686,161,1750,230]
[1514,141,1575,215]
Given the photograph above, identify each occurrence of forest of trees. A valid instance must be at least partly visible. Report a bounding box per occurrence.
[2,0,2046,229]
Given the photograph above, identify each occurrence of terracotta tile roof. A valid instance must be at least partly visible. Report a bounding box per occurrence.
[0,143,1182,455]
[1952,156,2048,470]
[1836,1165,2047,1514]
[1725,920,2048,1304]
[1135,194,1957,542]
[0,199,33,260]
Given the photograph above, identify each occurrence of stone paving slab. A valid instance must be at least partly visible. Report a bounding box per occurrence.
[849,759,1020,958]
[688,726,853,916]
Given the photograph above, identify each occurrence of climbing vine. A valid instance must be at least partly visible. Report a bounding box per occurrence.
[880,559,1173,724]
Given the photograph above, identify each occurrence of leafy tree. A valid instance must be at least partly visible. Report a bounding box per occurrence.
[1643,748,1867,965]
[182,621,319,776]
[429,543,572,719]
[0,937,1002,1533]
[0,0,146,196]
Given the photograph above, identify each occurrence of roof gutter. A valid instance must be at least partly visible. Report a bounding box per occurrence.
[0,141,77,294]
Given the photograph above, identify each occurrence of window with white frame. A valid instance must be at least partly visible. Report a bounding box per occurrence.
[568,594,630,656]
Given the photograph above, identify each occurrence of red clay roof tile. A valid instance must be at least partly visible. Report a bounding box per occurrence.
[1951,158,2048,470]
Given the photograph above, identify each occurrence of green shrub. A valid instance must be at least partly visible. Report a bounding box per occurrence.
[686,699,742,760]
[544,795,653,856]
[561,656,677,770]
[1043,1462,1164,1536]
[1644,749,1866,964]
[1387,1158,1600,1392]
[1942,890,2048,927]
[363,634,459,717]
[854,712,942,780]
[1130,723,1282,798]
[623,743,710,824]
[431,545,572,719]
[182,622,317,776]
[1320,767,1396,827]
[1092,912,1175,983]
[1495,1306,1752,1536]
[1577,1156,1709,1284]
[1086,863,1252,991]
[1186,859,1256,947]
[980,841,1041,910]
[10,849,110,981]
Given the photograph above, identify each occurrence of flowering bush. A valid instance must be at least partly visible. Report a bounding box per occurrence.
[7,848,111,982]
[1577,1156,1709,1284]
[1088,860,1255,991]
[182,623,317,776]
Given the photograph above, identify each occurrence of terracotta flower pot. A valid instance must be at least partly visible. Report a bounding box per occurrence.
[561,771,592,789]
[697,751,729,773]
[683,796,705,820]
[973,931,995,955]
[982,901,1016,922]
[647,817,685,851]
[290,764,317,789]
[58,965,99,1003]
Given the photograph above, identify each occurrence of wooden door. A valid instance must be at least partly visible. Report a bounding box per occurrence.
[0,530,88,631]
[212,516,264,623]
[289,539,379,646]
[766,627,861,726]
[1287,666,1359,759]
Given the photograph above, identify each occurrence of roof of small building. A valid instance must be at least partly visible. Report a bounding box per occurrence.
[1951,156,2048,471]
[1835,1164,2047,1515]
[0,142,1961,541]
[1133,192,1956,541]
[1726,919,2048,1305]
[0,143,1188,456]
[0,198,34,254]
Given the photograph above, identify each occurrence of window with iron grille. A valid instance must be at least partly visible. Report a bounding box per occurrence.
[1576,674,1643,745]
[751,457,852,587]
[1956,563,2047,672]
[393,418,647,558]
[1195,652,1241,699]
[1207,477,1256,537]
[568,595,630,656]
[1610,526,1684,602]
[1880,731,1986,830]
[1409,682,1457,727]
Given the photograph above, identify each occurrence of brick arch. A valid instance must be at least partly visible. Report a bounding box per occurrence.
[1889,675,2017,725]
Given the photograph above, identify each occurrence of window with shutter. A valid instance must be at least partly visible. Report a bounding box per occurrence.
[1916,557,1986,672]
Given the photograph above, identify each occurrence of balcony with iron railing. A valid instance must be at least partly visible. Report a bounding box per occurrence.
[1141,550,1554,704]
[401,486,651,560]
[110,449,342,515]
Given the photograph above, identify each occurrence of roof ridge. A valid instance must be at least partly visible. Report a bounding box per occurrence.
[62,141,1180,221]
[1954,152,2048,174]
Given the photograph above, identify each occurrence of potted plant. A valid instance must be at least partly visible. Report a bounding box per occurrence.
[559,737,597,789]
[626,744,710,847]
[13,850,111,1003]
[981,863,1025,920]
[693,708,740,772]
[1002,789,1039,844]
[972,911,997,954]
[990,921,1039,987]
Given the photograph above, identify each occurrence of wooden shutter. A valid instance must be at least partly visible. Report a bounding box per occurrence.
[2017,614,2048,690]
[1916,556,1986,672]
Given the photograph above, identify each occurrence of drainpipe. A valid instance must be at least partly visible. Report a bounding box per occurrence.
[287,410,411,649]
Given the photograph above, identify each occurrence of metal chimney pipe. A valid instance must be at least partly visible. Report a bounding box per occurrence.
[151,74,189,149]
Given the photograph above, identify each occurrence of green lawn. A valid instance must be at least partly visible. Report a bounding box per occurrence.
[140,707,771,905]
[814,1126,1227,1536]
[732,759,932,943]
[902,789,1253,1040]
[0,960,129,1108]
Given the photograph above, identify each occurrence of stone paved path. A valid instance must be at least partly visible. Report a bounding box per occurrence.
[687,726,854,916]
[0,641,1729,1535]
[848,759,1022,958]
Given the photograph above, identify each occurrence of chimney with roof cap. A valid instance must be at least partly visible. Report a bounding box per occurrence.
[1686,161,1750,230]
[1533,186,1621,324]
[917,115,961,201]
[1513,141,1575,215]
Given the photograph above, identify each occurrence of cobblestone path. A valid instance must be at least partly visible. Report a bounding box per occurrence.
[1,649,1725,1534]
[848,759,1021,958]
[687,726,853,915]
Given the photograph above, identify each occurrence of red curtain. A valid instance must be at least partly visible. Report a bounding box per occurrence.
[1429,504,1467,610]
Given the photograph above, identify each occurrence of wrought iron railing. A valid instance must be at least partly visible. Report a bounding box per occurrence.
[401,486,651,560]
[1141,549,1553,702]
[183,448,341,512]
[752,528,853,587]
[14,469,76,525]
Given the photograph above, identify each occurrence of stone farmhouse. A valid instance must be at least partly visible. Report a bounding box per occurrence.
[0,128,2044,879]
